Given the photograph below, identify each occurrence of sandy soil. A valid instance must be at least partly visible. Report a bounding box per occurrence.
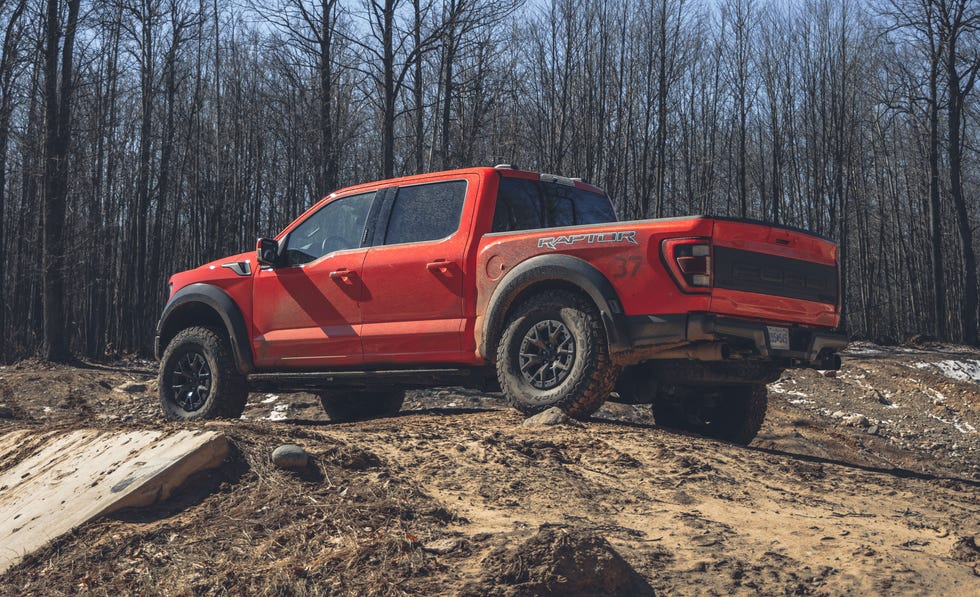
[0,342,977,595]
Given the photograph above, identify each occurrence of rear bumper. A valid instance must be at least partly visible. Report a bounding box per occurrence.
[623,313,847,367]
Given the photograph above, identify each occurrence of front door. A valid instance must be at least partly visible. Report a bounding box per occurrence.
[252,192,376,368]
[359,178,472,363]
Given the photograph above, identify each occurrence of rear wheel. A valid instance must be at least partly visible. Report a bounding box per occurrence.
[159,326,248,421]
[651,383,768,445]
[318,389,405,422]
[496,289,619,419]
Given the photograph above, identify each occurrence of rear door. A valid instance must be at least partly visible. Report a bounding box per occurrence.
[359,177,474,363]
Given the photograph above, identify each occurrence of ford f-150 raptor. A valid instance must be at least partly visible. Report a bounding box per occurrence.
[155,166,846,444]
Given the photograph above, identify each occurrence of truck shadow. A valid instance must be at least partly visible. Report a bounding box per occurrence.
[590,414,980,488]
[747,444,980,488]
[277,406,500,427]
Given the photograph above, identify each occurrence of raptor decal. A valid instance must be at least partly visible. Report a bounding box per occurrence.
[537,231,638,250]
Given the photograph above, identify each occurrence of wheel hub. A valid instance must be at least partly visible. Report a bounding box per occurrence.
[518,319,576,390]
[171,351,212,411]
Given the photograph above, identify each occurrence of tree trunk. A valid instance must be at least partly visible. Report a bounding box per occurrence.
[319,0,337,191]
[926,24,945,338]
[0,0,27,361]
[942,0,979,345]
[381,0,395,178]
[41,0,81,362]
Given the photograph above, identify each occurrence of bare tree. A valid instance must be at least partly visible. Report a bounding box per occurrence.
[0,0,27,360]
[41,0,81,361]
[937,0,979,345]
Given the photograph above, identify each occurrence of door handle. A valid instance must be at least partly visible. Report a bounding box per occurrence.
[329,268,355,280]
[426,260,453,272]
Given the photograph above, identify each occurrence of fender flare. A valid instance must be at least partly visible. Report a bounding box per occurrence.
[155,283,254,375]
[480,253,630,359]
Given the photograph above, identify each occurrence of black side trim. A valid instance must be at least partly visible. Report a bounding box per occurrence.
[480,253,629,359]
[248,367,482,391]
[714,246,838,304]
[155,283,254,375]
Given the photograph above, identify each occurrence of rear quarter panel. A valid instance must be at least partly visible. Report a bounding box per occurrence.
[475,217,715,323]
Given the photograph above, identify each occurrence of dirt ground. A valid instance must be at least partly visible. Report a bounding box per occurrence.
[0,342,978,595]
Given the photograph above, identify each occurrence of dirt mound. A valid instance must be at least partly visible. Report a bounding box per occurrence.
[461,527,654,597]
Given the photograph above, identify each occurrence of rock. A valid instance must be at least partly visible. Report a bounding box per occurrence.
[422,537,464,555]
[950,536,980,563]
[271,444,309,469]
[832,411,846,419]
[522,407,581,427]
[114,381,147,394]
[821,370,837,378]
[459,527,654,597]
[842,414,869,428]
[868,390,892,406]
[867,425,879,435]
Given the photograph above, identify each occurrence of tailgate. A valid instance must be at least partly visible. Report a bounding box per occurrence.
[709,219,839,327]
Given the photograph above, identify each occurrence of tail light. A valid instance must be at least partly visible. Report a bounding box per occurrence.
[662,237,712,293]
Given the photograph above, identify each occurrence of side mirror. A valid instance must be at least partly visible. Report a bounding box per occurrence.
[256,237,280,267]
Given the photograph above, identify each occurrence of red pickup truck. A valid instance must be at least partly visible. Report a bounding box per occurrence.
[156,166,845,443]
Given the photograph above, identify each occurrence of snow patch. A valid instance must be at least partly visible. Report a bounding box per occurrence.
[267,404,289,421]
[910,360,980,384]
[927,413,978,435]
[769,382,808,397]
[261,394,280,404]
[844,344,886,356]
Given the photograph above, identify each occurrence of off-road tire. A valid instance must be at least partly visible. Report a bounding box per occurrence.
[318,390,406,422]
[651,383,768,445]
[496,289,619,419]
[159,326,248,421]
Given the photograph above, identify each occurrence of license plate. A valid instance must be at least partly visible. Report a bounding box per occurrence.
[767,326,790,350]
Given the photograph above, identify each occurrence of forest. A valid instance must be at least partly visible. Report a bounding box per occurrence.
[0,0,977,362]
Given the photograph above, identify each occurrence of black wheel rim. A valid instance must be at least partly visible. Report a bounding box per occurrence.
[518,319,576,390]
[171,351,212,411]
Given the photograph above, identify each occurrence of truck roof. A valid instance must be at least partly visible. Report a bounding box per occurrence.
[325,166,606,199]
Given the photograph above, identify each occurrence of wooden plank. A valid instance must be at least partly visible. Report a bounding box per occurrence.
[0,428,228,574]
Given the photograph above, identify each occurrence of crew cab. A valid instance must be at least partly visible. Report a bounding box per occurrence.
[156,166,846,443]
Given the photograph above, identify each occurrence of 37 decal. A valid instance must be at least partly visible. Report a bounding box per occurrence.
[537,231,638,250]
[611,255,643,278]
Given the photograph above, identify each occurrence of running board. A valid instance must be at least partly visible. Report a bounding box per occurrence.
[247,368,482,391]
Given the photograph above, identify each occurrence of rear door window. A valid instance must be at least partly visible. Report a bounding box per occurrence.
[383,180,467,245]
[492,178,616,233]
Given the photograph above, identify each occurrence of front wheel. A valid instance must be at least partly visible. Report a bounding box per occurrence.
[496,289,619,419]
[651,383,768,445]
[158,326,248,421]
[318,389,406,422]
